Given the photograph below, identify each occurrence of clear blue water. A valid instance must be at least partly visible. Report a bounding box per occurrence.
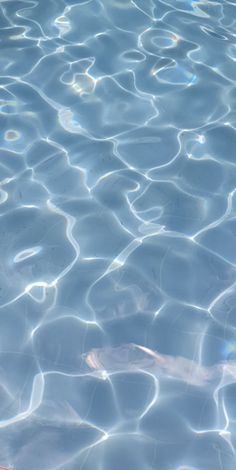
[0,0,236,468]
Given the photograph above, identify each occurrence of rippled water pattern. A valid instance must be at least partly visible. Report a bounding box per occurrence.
[1,0,236,468]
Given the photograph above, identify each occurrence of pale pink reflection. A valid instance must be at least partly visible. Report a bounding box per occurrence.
[85,343,222,387]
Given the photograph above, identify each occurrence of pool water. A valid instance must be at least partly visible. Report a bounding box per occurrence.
[0,0,236,468]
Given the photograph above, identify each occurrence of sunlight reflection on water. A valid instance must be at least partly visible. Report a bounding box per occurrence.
[0,0,236,469]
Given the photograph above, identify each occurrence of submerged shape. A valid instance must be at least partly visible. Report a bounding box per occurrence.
[85,343,236,387]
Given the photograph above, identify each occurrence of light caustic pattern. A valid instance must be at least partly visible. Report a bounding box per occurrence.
[0,0,236,468]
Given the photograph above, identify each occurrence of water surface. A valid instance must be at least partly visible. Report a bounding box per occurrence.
[0,0,236,468]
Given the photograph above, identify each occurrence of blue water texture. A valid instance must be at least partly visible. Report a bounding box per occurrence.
[0,0,236,468]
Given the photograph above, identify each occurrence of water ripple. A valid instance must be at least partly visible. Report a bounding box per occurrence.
[0,0,236,468]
